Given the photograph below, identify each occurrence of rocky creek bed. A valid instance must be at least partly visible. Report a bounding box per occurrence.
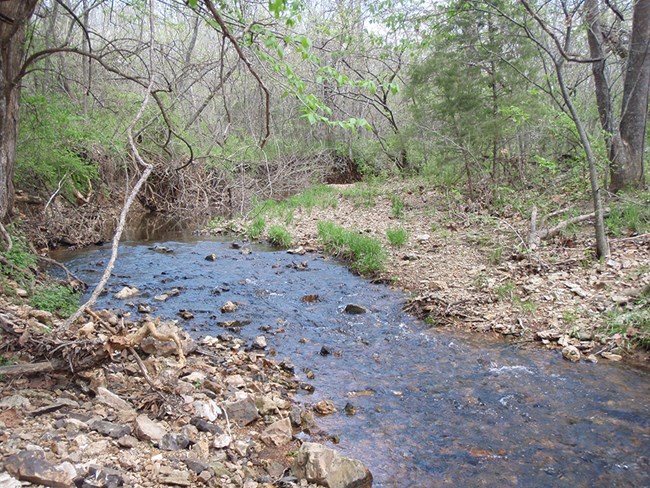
[2,235,644,487]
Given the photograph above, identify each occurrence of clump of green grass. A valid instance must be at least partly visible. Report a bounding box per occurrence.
[246,216,266,240]
[30,283,80,318]
[268,225,292,248]
[495,280,515,301]
[606,193,650,236]
[390,195,405,219]
[489,246,504,265]
[317,221,387,275]
[386,227,408,248]
[338,184,380,208]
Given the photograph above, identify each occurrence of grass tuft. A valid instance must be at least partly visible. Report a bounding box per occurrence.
[386,227,408,248]
[30,283,80,318]
[268,225,292,248]
[317,221,386,275]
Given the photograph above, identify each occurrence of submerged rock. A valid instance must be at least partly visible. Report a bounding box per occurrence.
[561,345,581,362]
[343,304,367,315]
[114,287,139,299]
[292,442,372,488]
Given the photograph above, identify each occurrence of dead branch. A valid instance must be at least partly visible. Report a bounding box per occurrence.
[0,221,12,252]
[529,207,610,249]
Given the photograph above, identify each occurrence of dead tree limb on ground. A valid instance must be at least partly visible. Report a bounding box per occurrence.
[529,205,610,249]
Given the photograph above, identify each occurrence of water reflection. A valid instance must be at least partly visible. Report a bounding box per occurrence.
[53,237,650,488]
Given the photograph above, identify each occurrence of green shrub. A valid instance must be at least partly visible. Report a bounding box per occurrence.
[390,195,405,219]
[386,227,408,248]
[606,193,650,236]
[318,221,386,275]
[0,227,38,288]
[602,298,650,350]
[30,284,80,318]
[247,216,266,240]
[268,225,292,248]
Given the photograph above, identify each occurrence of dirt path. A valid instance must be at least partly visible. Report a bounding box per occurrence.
[245,181,650,366]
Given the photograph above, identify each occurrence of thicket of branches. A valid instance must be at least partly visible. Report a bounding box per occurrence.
[0,0,647,251]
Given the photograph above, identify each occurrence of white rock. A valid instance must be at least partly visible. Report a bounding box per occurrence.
[0,472,21,488]
[261,418,292,446]
[114,286,139,299]
[292,442,372,488]
[193,399,222,422]
[225,374,246,389]
[213,434,232,449]
[0,394,31,409]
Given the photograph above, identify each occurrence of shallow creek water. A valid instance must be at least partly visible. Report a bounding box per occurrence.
[52,235,650,487]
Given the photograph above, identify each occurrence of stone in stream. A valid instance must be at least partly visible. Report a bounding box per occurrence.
[561,345,581,362]
[4,450,76,488]
[114,286,139,299]
[221,301,238,313]
[252,335,267,350]
[343,304,367,314]
[313,400,337,416]
[205,253,218,261]
[292,442,373,488]
[320,346,333,356]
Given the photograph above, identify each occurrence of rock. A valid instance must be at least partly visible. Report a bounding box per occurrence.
[565,282,588,298]
[90,419,132,439]
[205,253,218,261]
[178,310,194,320]
[16,288,28,298]
[134,415,167,443]
[252,336,267,349]
[96,387,136,415]
[0,394,31,409]
[290,406,302,427]
[154,294,169,302]
[536,329,562,341]
[601,351,623,361]
[140,322,196,357]
[159,470,192,486]
[114,286,139,299]
[117,435,139,448]
[314,400,337,416]
[233,438,253,457]
[261,418,293,446]
[240,247,252,255]
[183,371,207,385]
[159,433,191,451]
[402,253,418,261]
[429,280,447,291]
[287,246,306,255]
[0,473,22,488]
[343,304,367,315]
[561,345,581,362]
[344,403,358,416]
[225,374,246,388]
[221,301,238,313]
[279,358,295,373]
[585,354,599,363]
[415,234,430,242]
[4,450,75,488]
[224,395,259,426]
[137,304,152,313]
[320,346,332,356]
[193,399,222,422]
[198,471,212,483]
[266,461,287,479]
[185,458,210,475]
[150,245,174,254]
[190,417,223,435]
[82,465,125,487]
[85,439,111,457]
[213,434,232,449]
[292,442,373,488]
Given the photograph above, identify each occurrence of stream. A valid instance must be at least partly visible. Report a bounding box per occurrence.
[51,234,650,487]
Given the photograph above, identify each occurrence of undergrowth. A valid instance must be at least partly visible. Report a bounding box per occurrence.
[602,297,650,350]
[317,221,386,275]
[268,225,292,248]
[386,227,408,248]
[30,283,80,318]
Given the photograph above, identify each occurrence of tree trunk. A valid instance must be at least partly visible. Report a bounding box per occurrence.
[0,0,39,223]
[610,0,650,192]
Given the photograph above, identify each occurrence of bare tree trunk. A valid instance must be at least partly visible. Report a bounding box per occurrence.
[610,0,650,192]
[0,0,39,224]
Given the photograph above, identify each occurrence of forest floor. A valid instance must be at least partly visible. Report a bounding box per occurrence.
[234,180,650,367]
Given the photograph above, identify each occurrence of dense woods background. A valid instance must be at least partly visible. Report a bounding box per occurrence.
[0,0,648,251]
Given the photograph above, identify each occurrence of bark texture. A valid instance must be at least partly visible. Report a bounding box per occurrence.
[0,0,38,223]
[610,0,650,192]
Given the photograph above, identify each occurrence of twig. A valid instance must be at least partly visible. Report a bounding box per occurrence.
[128,347,157,389]
[0,222,12,252]
[37,255,87,289]
[44,173,68,214]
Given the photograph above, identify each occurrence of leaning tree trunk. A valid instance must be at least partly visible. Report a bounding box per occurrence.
[610,0,650,192]
[0,0,39,224]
